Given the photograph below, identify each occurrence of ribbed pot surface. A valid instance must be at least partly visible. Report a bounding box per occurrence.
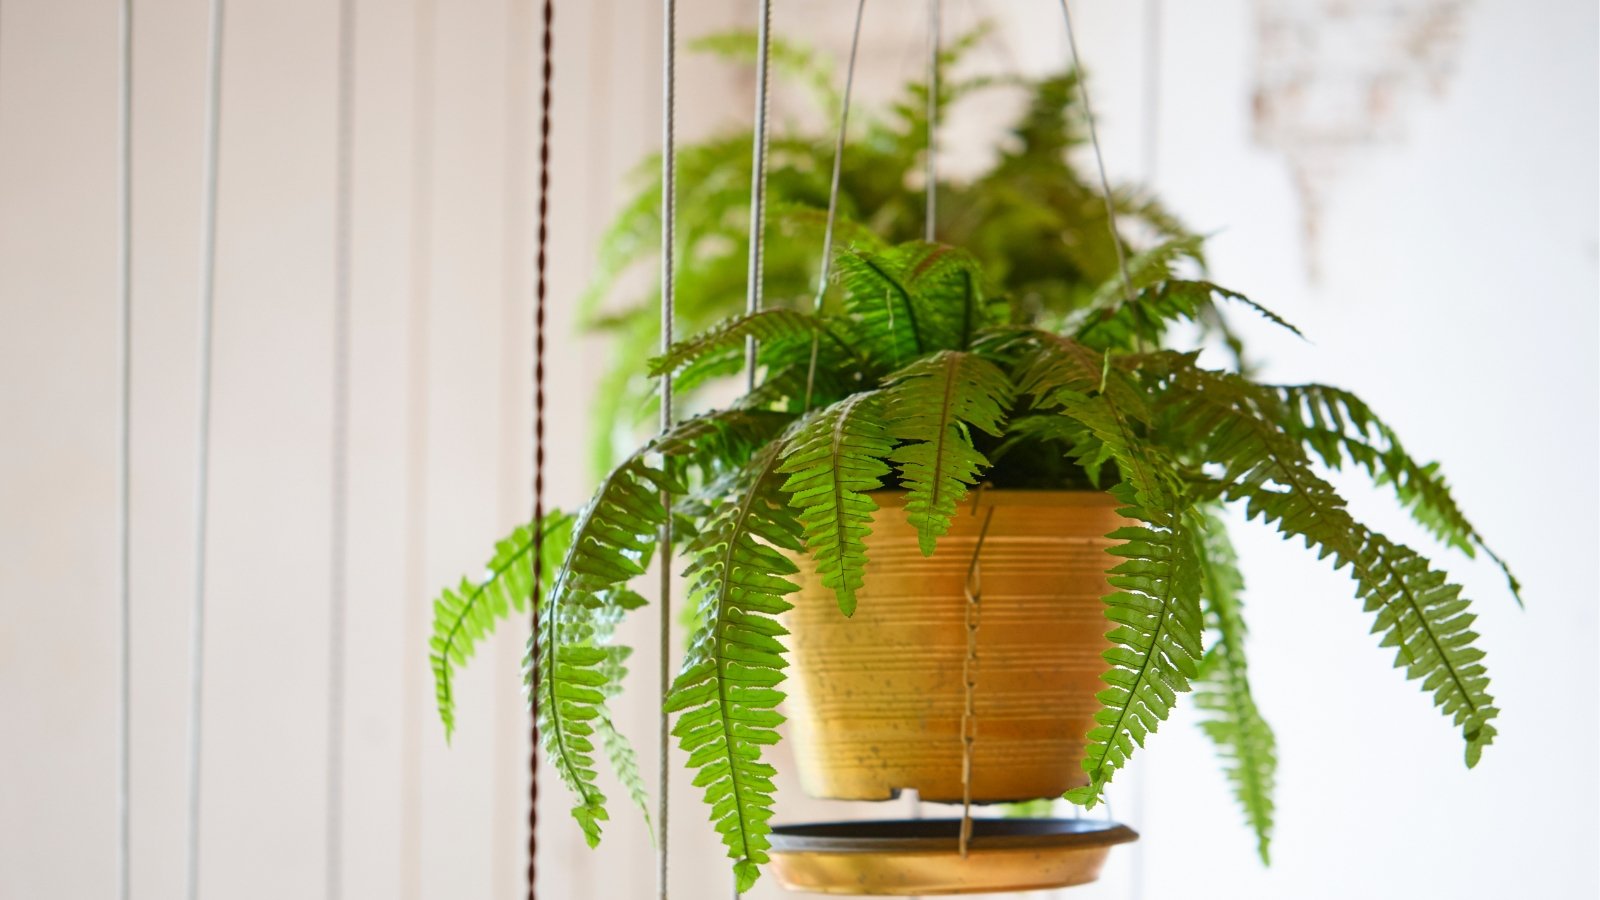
[783,490,1124,803]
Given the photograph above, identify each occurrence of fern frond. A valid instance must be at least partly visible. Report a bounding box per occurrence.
[429,511,574,740]
[656,407,796,480]
[777,392,896,615]
[538,454,679,846]
[1270,383,1522,605]
[1063,492,1202,808]
[665,439,805,893]
[836,245,929,367]
[1161,367,1499,765]
[649,308,846,379]
[1050,382,1203,807]
[1085,235,1207,312]
[1077,278,1303,353]
[1192,510,1277,864]
[882,350,1015,554]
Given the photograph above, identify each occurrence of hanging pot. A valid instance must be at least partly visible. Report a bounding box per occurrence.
[783,489,1125,803]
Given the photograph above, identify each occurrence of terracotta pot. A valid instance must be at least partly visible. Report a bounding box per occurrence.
[783,490,1125,803]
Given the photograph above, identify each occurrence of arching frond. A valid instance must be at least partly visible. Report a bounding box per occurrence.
[882,350,1015,555]
[429,511,573,740]
[665,439,805,893]
[778,392,896,615]
[537,455,678,846]
[1192,511,1277,864]
[1077,277,1303,353]
[1161,368,1499,766]
[1051,385,1203,808]
[1269,382,1522,605]
[649,308,841,379]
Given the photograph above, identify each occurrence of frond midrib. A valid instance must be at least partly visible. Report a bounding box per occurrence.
[436,532,534,727]
[1214,386,1481,720]
[710,452,783,862]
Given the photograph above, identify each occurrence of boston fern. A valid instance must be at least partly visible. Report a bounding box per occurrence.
[421,23,1516,891]
[427,229,1516,887]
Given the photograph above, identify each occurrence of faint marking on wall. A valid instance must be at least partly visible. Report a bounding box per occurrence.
[1252,0,1471,272]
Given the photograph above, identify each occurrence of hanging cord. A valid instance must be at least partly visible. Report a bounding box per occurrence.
[648,3,682,899]
[184,2,225,897]
[656,2,676,899]
[958,487,995,858]
[1056,0,1134,306]
[325,0,356,896]
[527,4,555,900]
[115,1,134,897]
[741,0,773,393]
[800,0,866,412]
[924,0,939,243]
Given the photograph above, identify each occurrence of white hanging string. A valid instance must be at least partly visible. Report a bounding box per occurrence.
[741,0,773,396]
[115,1,134,897]
[1055,0,1134,306]
[657,2,676,899]
[325,0,356,896]
[185,1,225,897]
[800,0,867,411]
[924,0,939,243]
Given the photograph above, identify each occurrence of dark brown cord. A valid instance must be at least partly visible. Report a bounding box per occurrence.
[529,2,554,899]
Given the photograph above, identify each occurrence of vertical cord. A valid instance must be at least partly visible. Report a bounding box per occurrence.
[1056,0,1134,305]
[800,0,866,412]
[656,2,676,899]
[923,0,938,243]
[958,499,996,859]
[115,2,134,898]
[397,1,435,895]
[741,0,772,393]
[527,4,554,900]
[325,0,357,897]
[185,2,225,898]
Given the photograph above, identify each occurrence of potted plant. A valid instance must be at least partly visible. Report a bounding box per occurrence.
[426,38,1517,895]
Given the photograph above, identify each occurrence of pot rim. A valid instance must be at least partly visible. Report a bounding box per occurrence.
[869,488,1122,510]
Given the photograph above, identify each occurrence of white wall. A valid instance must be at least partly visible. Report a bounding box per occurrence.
[1,1,1594,899]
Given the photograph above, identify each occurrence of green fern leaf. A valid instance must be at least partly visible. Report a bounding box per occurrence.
[1161,367,1499,765]
[538,455,679,846]
[835,245,929,367]
[429,511,574,741]
[777,392,896,615]
[882,350,1015,555]
[1077,278,1303,353]
[648,308,843,378]
[1028,350,1204,807]
[1192,510,1277,864]
[1271,383,1522,605]
[1065,495,1201,808]
[665,439,804,892]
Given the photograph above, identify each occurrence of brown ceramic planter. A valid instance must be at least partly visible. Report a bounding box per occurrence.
[783,489,1126,803]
